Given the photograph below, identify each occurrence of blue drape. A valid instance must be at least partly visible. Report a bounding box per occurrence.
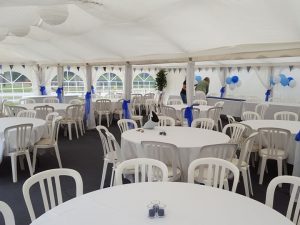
[220,86,226,98]
[40,85,47,95]
[184,105,193,127]
[91,85,95,94]
[122,100,131,119]
[56,87,63,103]
[296,131,300,141]
[265,89,271,102]
[84,91,91,122]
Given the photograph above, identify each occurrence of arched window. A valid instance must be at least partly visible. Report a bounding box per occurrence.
[133,73,156,94]
[0,71,33,101]
[51,71,85,95]
[96,72,123,98]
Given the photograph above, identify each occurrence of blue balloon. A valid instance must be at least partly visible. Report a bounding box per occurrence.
[231,75,239,84]
[288,77,294,82]
[195,75,202,82]
[280,76,289,86]
[279,74,286,80]
[226,77,232,84]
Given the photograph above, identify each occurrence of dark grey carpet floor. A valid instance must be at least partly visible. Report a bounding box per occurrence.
[0,119,292,225]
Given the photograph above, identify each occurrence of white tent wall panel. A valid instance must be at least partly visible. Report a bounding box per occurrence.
[164,69,186,103]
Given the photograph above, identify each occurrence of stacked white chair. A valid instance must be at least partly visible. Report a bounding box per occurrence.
[117,119,138,133]
[95,99,112,127]
[180,107,200,126]
[274,111,299,121]
[5,105,26,117]
[130,103,143,127]
[43,98,59,103]
[69,99,83,104]
[22,168,83,222]
[167,99,182,105]
[160,105,181,125]
[158,116,175,126]
[60,104,80,140]
[266,176,300,224]
[115,158,168,185]
[255,103,269,119]
[222,123,245,144]
[0,201,15,225]
[32,116,63,173]
[193,99,208,105]
[145,99,157,116]
[4,124,33,182]
[188,158,240,193]
[242,111,261,120]
[131,94,143,115]
[112,99,123,120]
[16,110,36,118]
[76,104,85,136]
[19,98,36,104]
[258,127,291,185]
[191,118,214,130]
[34,105,54,120]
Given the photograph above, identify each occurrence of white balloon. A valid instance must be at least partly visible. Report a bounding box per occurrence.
[273,75,280,84]
[10,27,30,37]
[194,80,198,85]
[229,83,235,90]
[236,80,242,87]
[39,5,69,26]
[289,80,296,88]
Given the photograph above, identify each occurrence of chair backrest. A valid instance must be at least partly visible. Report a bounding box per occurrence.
[193,99,208,105]
[235,132,258,169]
[45,112,59,123]
[0,201,15,225]
[158,116,175,126]
[255,103,269,119]
[106,131,122,161]
[258,127,291,157]
[145,99,157,112]
[226,115,236,124]
[188,158,239,192]
[19,98,36,104]
[141,141,181,180]
[266,176,300,225]
[96,125,110,157]
[115,158,168,185]
[4,124,33,153]
[95,99,111,112]
[34,105,55,120]
[191,118,214,130]
[200,143,237,160]
[160,105,177,120]
[194,91,206,100]
[23,168,83,221]
[144,93,155,100]
[69,99,83,104]
[274,111,299,121]
[117,119,138,133]
[5,105,26,117]
[49,116,62,144]
[167,99,182,105]
[43,97,59,103]
[242,111,261,120]
[222,123,245,144]
[65,104,81,119]
[17,110,36,118]
[207,107,223,127]
[214,101,224,107]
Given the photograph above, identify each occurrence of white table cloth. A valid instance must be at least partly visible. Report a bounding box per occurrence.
[121,126,230,179]
[241,120,300,176]
[22,95,80,104]
[242,101,300,120]
[0,117,48,164]
[18,103,71,116]
[31,182,292,225]
[207,97,245,117]
[165,104,213,120]
[92,99,122,112]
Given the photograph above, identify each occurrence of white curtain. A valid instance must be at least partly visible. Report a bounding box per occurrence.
[85,65,96,129]
[32,65,54,95]
[218,68,226,97]
[253,66,273,101]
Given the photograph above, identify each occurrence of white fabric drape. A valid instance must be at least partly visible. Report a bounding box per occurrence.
[124,63,133,100]
[33,65,45,95]
[218,68,226,97]
[186,61,195,105]
[253,66,273,101]
[85,64,96,129]
[57,65,64,87]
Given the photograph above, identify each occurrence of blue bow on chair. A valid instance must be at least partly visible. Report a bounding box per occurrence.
[40,85,47,95]
[56,87,63,103]
[122,100,131,119]
[84,91,91,122]
[296,131,300,141]
[220,86,226,98]
[184,105,194,127]
[91,85,95,94]
[265,89,271,102]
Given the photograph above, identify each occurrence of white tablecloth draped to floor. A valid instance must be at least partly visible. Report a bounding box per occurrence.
[30,182,292,225]
[121,126,230,179]
[0,117,48,164]
[207,97,245,117]
[165,104,213,121]
[19,103,71,117]
[22,95,80,104]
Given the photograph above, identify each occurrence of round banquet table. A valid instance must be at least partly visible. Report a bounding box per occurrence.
[30,182,292,225]
[18,103,71,116]
[121,126,230,179]
[166,104,213,120]
[241,120,300,176]
[0,117,48,164]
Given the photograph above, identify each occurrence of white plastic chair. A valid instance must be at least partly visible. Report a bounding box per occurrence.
[22,168,83,221]
[231,132,258,197]
[0,201,15,225]
[95,99,112,127]
[258,127,291,185]
[43,98,59,103]
[69,99,83,104]
[130,103,143,127]
[76,104,85,136]
[112,99,123,120]
[5,105,26,117]
[160,105,180,125]
[158,116,175,126]
[141,141,181,181]
[266,176,300,225]
[193,99,208,105]
[255,103,269,119]
[191,118,214,130]
[167,99,183,105]
[32,117,63,173]
[17,110,36,118]
[60,105,80,140]
[226,115,236,124]
[34,105,54,120]
[145,99,157,115]
[242,111,261,120]
[115,158,168,185]
[207,107,223,131]
[19,98,36,104]
[4,123,33,182]
[214,101,224,107]
[117,119,138,133]
[222,123,245,144]
[274,111,299,121]
[188,158,240,193]
[131,94,143,115]
[45,112,59,134]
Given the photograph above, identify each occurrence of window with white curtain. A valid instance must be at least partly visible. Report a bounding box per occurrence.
[132,73,156,94]
[51,71,85,95]
[96,72,123,98]
[0,71,33,101]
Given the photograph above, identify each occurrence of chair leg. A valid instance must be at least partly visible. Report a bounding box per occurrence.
[54,144,62,168]
[19,155,25,171]
[78,121,83,136]
[32,147,38,173]
[98,114,102,126]
[224,180,229,190]
[247,167,254,196]
[241,169,250,197]
[68,123,72,140]
[100,159,109,189]
[11,155,17,183]
[106,114,110,127]
[283,160,288,175]
[110,164,115,187]
[259,157,267,185]
[74,123,79,139]
[277,159,283,188]
[25,151,33,176]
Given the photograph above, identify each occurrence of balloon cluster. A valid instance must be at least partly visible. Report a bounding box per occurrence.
[272,74,296,88]
[225,75,241,90]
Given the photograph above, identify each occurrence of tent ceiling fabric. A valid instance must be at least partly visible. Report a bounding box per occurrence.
[0,0,299,64]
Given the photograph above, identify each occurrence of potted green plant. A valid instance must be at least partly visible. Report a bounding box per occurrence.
[155,69,168,106]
